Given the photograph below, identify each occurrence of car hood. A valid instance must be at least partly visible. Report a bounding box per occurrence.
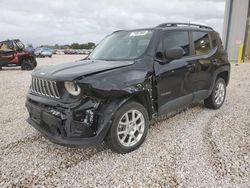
[32,59,134,81]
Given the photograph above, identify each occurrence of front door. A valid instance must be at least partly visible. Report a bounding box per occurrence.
[154,30,194,114]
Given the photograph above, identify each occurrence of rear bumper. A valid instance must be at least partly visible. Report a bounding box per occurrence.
[25,97,110,148]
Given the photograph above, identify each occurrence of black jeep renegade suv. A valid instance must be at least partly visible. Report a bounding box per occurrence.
[26,23,230,153]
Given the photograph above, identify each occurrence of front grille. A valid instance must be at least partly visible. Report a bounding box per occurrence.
[30,77,60,99]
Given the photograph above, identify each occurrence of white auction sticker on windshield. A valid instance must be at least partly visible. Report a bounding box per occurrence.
[129,31,148,37]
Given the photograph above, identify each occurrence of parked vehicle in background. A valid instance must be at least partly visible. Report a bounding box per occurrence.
[85,49,92,54]
[26,23,230,153]
[25,46,35,53]
[35,48,53,58]
[64,49,77,55]
[62,49,92,55]
[0,39,37,70]
[55,49,65,55]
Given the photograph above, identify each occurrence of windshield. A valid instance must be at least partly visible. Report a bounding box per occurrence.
[88,30,153,60]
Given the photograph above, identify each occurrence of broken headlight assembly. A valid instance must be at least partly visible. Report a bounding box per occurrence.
[64,81,81,96]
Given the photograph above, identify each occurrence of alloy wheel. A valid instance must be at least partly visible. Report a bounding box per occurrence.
[117,110,145,147]
[214,82,225,105]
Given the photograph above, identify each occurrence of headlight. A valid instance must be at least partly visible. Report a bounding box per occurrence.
[64,81,81,96]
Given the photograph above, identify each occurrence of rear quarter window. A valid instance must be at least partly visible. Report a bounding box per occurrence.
[192,31,211,55]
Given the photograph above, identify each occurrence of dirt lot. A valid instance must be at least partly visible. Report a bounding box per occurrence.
[0,55,249,187]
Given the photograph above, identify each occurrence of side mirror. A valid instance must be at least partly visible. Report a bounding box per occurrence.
[165,47,184,61]
[154,51,164,62]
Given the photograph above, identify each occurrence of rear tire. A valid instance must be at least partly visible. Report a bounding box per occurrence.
[105,101,149,154]
[204,78,226,109]
[21,60,34,71]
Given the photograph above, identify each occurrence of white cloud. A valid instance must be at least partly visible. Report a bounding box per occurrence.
[0,0,225,46]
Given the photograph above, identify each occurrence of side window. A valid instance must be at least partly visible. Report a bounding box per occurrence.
[163,31,190,56]
[192,32,211,55]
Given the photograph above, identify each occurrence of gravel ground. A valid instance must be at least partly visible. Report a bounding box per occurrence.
[0,55,249,187]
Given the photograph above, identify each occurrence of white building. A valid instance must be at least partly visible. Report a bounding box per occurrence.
[223,0,250,61]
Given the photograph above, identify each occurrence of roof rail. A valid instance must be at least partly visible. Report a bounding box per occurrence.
[157,22,213,30]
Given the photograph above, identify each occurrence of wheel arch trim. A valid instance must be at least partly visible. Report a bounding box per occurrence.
[208,65,230,96]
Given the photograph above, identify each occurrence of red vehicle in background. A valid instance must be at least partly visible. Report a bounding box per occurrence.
[0,39,37,70]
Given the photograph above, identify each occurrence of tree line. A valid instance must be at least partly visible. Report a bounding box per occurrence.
[39,42,96,49]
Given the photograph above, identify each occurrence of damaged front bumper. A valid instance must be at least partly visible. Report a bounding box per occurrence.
[25,94,112,147]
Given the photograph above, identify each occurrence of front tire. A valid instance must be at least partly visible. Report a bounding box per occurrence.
[105,101,149,154]
[204,78,226,109]
[21,60,34,70]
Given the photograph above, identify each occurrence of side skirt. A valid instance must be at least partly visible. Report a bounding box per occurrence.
[158,94,193,115]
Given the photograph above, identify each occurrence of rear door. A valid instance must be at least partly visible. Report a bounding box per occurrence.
[187,31,216,101]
